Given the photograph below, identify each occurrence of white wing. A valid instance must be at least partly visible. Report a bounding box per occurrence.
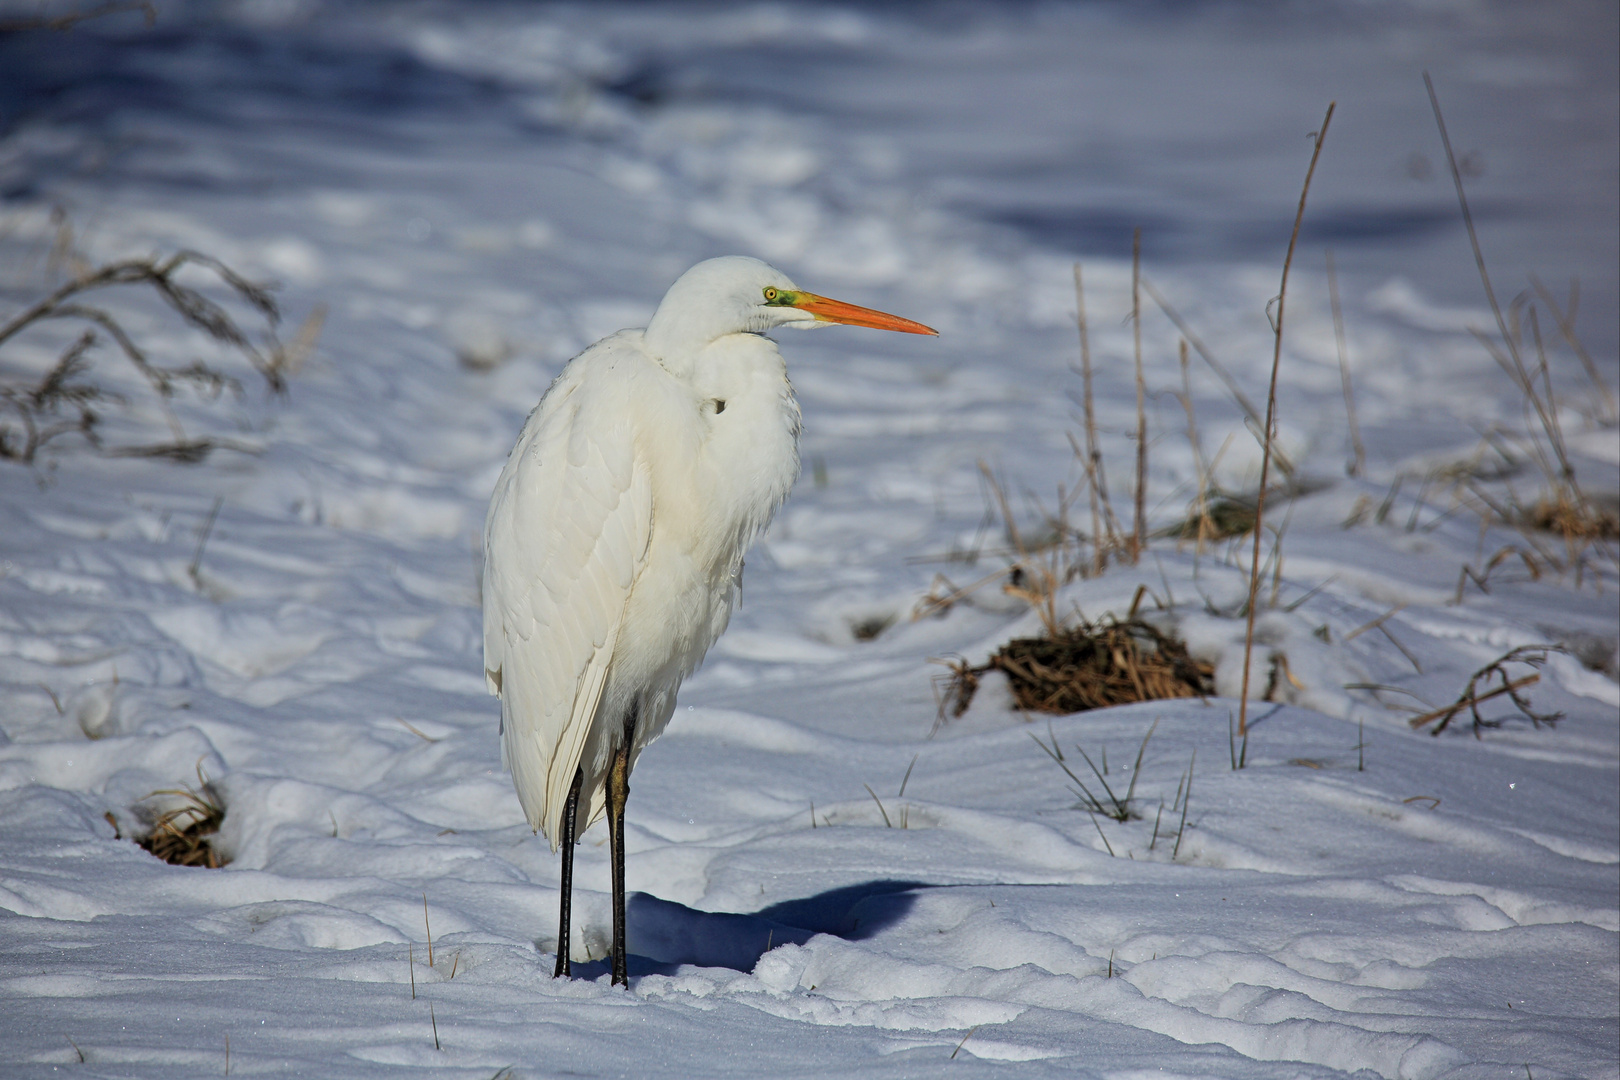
[483,334,653,849]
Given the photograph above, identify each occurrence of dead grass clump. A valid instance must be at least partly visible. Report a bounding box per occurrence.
[941,615,1213,718]
[1520,490,1619,542]
[850,613,897,642]
[137,783,228,868]
[1158,490,1257,542]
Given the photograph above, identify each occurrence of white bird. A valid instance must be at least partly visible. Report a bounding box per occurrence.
[483,256,935,985]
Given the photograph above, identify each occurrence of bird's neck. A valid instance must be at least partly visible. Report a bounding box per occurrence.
[646,331,760,382]
[645,310,723,375]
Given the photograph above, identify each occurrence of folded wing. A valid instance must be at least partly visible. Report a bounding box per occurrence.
[483,346,653,849]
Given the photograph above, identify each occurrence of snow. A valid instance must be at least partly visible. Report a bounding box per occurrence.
[1,1,1616,1077]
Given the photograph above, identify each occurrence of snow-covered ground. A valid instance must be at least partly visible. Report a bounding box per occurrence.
[1,2,1616,1077]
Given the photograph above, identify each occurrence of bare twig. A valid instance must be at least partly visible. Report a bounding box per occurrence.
[1343,604,1405,643]
[1455,545,1544,602]
[1408,645,1560,736]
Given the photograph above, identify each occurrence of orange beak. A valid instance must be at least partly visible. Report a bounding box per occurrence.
[791,293,938,335]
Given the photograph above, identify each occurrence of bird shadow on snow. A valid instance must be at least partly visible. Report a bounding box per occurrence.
[574,880,930,979]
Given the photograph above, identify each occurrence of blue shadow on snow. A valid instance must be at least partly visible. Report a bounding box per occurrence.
[569,880,929,978]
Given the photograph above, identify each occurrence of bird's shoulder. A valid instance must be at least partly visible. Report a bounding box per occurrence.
[486,329,658,577]
[526,329,685,432]
[565,327,670,382]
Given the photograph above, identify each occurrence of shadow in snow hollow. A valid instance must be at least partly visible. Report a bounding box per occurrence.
[568,880,930,979]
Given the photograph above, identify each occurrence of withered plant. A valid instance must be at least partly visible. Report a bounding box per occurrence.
[1418,74,1617,588]
[137,778,228,868]
[938,612,1213,721]
[1407,645,1561,737]
[1,233,319,464]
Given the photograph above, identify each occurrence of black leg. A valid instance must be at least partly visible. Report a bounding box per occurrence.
[553,765,583,978]
[608,706,636,987]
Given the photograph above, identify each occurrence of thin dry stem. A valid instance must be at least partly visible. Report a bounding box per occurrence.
[1139,278,1262,433]
[1425,74,1609,568]
[1325,249,1365,477]
[1425,73,1513,368]
[1173,338,1216,552]
[1238,101,1335,737]
[1408,646,1560,736]
[1131,229,1147,562]
[1529,274,1614,422]
[1074,264,1111,574]
[1,243,308,465]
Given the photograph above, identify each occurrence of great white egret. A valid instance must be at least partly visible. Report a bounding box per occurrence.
[483,256,936,985]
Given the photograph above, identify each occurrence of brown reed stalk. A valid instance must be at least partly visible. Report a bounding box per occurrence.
[1175,338,1213,551]
[1075,264,1107,574]
[1237,102,1335,737]
[1131,229,1147,562]
[1424,73,1514,370]
[1140,277,1283,471]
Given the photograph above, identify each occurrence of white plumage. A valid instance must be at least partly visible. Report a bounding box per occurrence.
[481,255,934,982]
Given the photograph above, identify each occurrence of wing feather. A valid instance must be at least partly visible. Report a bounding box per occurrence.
[482,338,654,848]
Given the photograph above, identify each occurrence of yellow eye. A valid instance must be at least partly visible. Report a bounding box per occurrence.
[763,287,778,302]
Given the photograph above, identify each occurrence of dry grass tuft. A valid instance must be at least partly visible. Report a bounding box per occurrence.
[940,615,1213,719]
[1520,490,1619,542]
[1,221,318,465]
[137,782,227,868]
[850,613,897,642]
[1415,74,1617,585]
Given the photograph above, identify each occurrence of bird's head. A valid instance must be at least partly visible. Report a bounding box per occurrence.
[644,255,935,361]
